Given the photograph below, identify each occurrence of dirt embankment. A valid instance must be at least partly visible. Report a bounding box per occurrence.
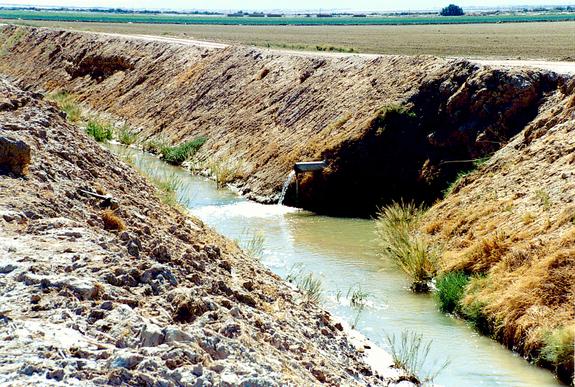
[0,79,405,385]
[0,25,571,216]
[420,79,575,383]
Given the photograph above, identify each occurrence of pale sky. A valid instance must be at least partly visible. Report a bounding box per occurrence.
[1,0,574,11]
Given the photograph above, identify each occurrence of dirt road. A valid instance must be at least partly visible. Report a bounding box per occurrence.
[104,31,575,75]
[2,23,573,74]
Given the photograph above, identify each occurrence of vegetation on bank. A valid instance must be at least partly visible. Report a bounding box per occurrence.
[45,91,82,123]
[116,124,138,145]
[86,119,113,142]
[0,25,24,57]
[203,156,246,189]
[45,91,208,165]
[377,190,573,383]
[160,136,207,165]
[237,228,265,260]
[287,265,323,304]
[375,202,437,292]
[385,330,449,384]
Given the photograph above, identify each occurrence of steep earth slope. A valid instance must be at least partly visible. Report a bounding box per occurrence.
[0,78,403,385]
[420,79,575,384]
[0,25,571,216]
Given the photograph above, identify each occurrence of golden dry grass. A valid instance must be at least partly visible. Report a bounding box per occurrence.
[101,209,125,231]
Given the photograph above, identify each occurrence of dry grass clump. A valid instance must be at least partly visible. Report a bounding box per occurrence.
[169,291,209,323]
[385,330,449,384]
[376,202,437,292]
[443,232,510,273]
[205,155,246,189]
[101,209,125,231]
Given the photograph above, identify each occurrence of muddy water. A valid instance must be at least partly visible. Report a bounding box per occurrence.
[109,144,561,386]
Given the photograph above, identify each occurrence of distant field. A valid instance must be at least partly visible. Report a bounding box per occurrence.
[4,19,574,60]
[1,10,575,25]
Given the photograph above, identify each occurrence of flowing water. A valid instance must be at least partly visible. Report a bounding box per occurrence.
[278,170,296,205]
[109,144,562,387]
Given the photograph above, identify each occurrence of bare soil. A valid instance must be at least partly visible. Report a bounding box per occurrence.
[0,78,402,385]
[3,19,574,60]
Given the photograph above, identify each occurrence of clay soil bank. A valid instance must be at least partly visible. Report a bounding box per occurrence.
[1,25,573,217]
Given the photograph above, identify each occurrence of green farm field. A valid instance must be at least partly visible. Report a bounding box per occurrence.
[3,19,574,60]
[1,10,575,25]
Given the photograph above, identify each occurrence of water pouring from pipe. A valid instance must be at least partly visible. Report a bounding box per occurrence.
[278,170,296,205]
[278,160,327,206]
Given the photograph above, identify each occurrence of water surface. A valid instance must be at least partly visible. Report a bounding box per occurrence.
[110,144,561,387]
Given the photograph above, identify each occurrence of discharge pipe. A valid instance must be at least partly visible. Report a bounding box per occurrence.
[293,160,327,173]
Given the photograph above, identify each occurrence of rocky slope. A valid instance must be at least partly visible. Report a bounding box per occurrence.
[0,25,570,216]
[0,78,405,385]
[420,78,575,384]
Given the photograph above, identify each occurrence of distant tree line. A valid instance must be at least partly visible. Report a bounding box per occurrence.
[440,4,464,16]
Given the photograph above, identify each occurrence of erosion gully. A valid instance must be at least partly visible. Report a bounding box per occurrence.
[108,144,561,386]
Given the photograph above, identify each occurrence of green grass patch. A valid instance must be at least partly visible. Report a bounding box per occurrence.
[286,264,323,304]
[45,91,82,123]
[375,201,437,292]
[0,26,25,57]
[85,119,113,142]
[385,330,449,384]
[115,124,137,146]
[538,327,575,379]
[142,137,168,154]
[160,136,207,165]
[435,271,469,314]
[458,275,491,334]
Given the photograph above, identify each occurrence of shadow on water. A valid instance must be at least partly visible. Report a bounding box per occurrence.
[107,144,562,387]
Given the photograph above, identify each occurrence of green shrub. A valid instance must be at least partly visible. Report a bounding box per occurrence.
[86,119,113,142]
[116,124,137,146]
[149,172,191,209]
[539,327,575,378]
[347,285,370,328]
[238,228,265,260]
[435,271,469,314]
[160,136,207,165]
[286,265,322,304]
[46,91,82,123]
[459,275,491,334]
[375,202,437,291]
[143,137,169,154]
[385,330,449,383]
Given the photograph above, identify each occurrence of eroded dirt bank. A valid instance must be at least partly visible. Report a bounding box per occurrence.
[0,78,404,385]
[0,25,572,216]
